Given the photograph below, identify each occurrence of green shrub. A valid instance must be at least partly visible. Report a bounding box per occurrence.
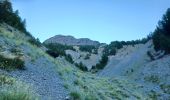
[28,38,41,47]
[148,90,160,100]
[70,91,81,100]
[75,62,88,71]
[147,51,155,60]
[0,74,15,85]
[0,74,37,100]
[85,94,98,100]
[79,45,96,53]
[144,75,160,84]
[92,54,108,70]
[0,92,33,100]
[93,49,98,54]
[0,55,25,70]
[44,43,75,56]
[103,45,116,56]
[65,54,74,64]
[160,84,170,94]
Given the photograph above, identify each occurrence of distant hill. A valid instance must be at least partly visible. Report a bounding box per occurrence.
[43,35,100,46]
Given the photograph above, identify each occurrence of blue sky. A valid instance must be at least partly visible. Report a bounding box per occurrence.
[11,0,170,44]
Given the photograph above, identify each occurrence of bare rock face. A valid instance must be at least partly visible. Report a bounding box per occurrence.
[43,35,100,46]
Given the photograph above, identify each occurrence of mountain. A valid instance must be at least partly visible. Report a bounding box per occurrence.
[43,35,100,46]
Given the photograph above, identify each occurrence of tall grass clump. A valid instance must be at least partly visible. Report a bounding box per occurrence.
[0,54,24,70]
[0,74,38,100]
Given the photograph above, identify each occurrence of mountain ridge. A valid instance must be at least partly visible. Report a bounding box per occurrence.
[43,35,100,46]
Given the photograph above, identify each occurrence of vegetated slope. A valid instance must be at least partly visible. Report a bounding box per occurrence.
[44,37,104,71]
[0,23,69,100]
[99,8,170,99]
[0,24,152,99]
[56,57,149,100]
[44,35,100,46]
[99,40,170,99]
[99,41,149,77]
[65,45,104,70]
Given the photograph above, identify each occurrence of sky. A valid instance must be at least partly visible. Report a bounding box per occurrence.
[11,0,170,44]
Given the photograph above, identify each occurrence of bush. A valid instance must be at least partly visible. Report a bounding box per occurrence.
[147,51,155,61]
[92,54,108,70]
[46,50,59,58]
[103,45,116,56]
[28,38,41,47]
[0,74,15,85]
[75,62,88,71]
[44,43,75,56]
[70,91,81,100]
[0,55,25,70]
[160,84,170,94]
[93,48,98,54]
[65,54,74,64]
[0,92,34,100]
[144,75,160,84]
[79,45,96,53]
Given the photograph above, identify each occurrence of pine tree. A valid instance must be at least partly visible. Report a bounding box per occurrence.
[153,8,170,53]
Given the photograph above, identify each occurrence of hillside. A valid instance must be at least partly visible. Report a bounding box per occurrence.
[0,23,151,99]
[99,40,170,99]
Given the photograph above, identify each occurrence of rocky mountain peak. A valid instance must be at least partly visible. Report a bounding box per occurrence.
[43,35,100,46]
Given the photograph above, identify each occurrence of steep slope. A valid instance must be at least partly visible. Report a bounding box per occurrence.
[44,35,100,46]
[0,24,68,99]
[99,41,150,77]
[99,40,170,99]
[65,47,103,70]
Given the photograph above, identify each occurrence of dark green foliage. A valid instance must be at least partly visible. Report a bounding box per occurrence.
[103,45,116,56]
[0,0,27,33]
[93,48,98,54]
[70,91,81,100]
[160,84,170,94]
[44,43,75,56]
[147,51,155,61]
[79,45,96,53]
[45,43,76,64]
[75,62,88,71]
[0,55,25,70]
[110,41,123,49]
[92,54,108,70]
[65,54,74,64]
[153,8,170,53]
[46,50,59,58]
[0,74,14,85]
[103,41,124,56]
[0,0,42,47]
[28,38,41,47]
[104,38,150,56]
[144,75,160,84]
[148,90,160,100]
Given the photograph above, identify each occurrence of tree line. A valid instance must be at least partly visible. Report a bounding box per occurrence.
[0,0,41,47]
